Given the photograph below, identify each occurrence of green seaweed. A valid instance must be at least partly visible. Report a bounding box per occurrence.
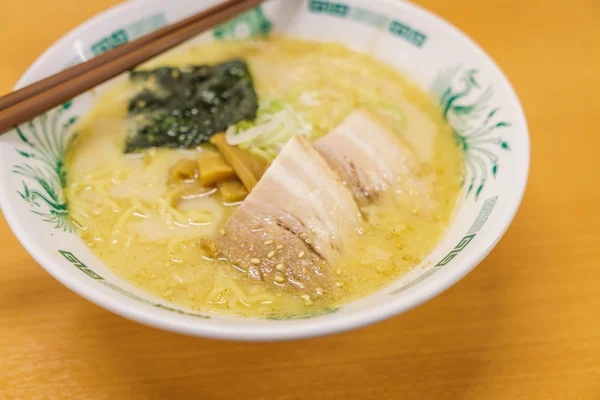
[126,59,258,152]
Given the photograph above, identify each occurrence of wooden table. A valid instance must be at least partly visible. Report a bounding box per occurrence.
[1,1,599,398]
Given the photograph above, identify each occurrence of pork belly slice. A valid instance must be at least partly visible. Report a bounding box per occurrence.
[314,109,420,206]
[216,136,361,298]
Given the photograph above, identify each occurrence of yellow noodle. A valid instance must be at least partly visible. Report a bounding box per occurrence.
[111,206,138,236]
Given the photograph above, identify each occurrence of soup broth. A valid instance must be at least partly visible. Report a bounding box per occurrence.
[65,37,463,317]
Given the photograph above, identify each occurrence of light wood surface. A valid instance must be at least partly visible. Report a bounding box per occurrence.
[1,1,599,399]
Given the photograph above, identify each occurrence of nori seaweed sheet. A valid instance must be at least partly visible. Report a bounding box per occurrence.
[126,59,258,152]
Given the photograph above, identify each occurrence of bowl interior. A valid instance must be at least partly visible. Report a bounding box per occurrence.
[0,0,528,340]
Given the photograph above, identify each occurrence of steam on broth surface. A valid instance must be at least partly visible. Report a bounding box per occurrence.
[65,37,463,317]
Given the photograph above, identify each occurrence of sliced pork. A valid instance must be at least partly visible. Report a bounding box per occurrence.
[314,109,420,206]
[216,136,361,298]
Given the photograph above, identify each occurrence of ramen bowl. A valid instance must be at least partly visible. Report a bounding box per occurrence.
[0,0,529,340]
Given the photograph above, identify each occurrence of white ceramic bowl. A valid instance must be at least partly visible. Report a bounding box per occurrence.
[0,0,529,340]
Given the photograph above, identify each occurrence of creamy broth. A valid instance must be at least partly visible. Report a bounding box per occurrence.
[65,37,463,317]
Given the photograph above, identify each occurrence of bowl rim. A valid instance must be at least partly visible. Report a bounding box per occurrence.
[0,0,530,341]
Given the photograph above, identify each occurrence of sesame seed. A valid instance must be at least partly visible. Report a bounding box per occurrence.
[335,282,344,287]
[276,263,285,271]
[164,289,173,296]
[298,251,305,259]
[250,258,260,264]
[274,275,284,283]
[276,244,284,250]
[336,268,342,275]
[264,240,273,245]
[305,238,313,244]
[315,288,324,296]
[267,251,275,258]
[219,229,226,236]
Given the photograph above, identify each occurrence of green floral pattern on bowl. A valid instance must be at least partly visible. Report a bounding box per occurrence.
[13,102,76,232]
[432,66,511,199]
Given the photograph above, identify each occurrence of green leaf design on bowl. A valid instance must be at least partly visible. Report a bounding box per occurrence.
[431,65,511,200]
[13,103,76,232]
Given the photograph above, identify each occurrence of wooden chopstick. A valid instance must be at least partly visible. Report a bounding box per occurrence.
[0,0,265,134]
